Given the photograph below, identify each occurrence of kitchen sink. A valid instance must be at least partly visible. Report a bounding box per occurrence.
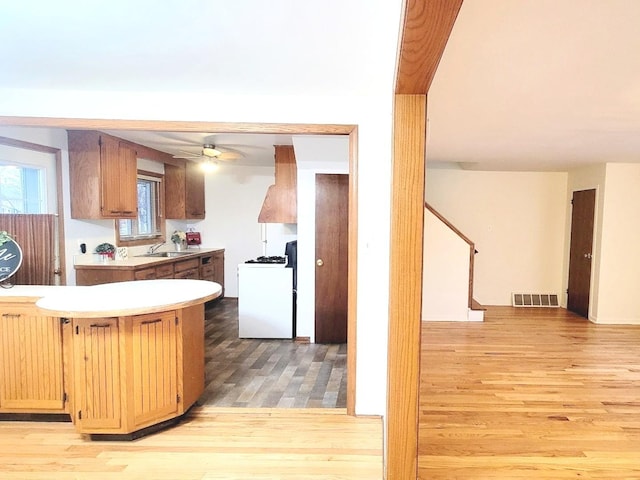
[137,251,195,258]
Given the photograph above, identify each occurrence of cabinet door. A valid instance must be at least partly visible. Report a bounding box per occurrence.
[185,161,205,219]
[200,263,215,281]
[117,142,139,217]
[99,136,137,218]
[100,135,123,217]
[130,311,178,428]
[73,318,121,431]
[0,307,65,411]
[164,163,186,219]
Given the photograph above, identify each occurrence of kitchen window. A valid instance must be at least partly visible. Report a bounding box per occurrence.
[0,163,47,214]
[117,171,165,245]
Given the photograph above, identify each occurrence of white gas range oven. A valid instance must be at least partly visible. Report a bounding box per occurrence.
[237,256,293,339]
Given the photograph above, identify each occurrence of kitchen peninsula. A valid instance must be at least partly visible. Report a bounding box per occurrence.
[0,279,221,439]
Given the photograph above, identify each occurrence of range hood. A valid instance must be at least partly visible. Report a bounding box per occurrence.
[258,145,297,223]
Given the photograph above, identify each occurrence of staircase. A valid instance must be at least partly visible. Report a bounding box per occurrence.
[423,203,484,322]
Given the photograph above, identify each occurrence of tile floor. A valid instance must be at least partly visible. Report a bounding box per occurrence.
[201,298,347,408]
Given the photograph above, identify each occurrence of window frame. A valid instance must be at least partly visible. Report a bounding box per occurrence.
[115,169,165,247]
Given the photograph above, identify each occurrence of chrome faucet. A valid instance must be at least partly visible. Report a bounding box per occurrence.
[148,242,165,254]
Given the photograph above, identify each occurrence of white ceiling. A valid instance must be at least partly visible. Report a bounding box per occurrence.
[2,1,639,171]
[428,0,640,171]
[0,1,392,96]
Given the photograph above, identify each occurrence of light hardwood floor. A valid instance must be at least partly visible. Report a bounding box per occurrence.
[419,306,640,479]
[0,299,375,479]
[0,408,382,479]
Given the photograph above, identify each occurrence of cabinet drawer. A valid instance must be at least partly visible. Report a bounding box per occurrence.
[174,258,199,273]
[155,264,175,278]
[134,267,156,280]
[200,264,215,277]
[174,268,199,279]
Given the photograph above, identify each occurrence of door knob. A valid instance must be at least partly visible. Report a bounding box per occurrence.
[316,259,324,267]
[584,253,592,259]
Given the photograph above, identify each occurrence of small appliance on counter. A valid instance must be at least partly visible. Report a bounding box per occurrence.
[186,229,202,246]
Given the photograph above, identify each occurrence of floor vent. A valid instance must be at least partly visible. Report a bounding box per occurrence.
[512,293,559,308]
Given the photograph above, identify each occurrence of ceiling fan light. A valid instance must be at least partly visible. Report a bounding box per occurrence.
[201,158,219,173]
[202,144,222,157]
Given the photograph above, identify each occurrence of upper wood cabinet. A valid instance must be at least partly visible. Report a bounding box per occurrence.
[258,145,297,223]
[68,130,138,219]
[165,161,205,219]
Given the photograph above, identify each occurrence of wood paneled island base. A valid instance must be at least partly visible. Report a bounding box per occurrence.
[0,279,220,439]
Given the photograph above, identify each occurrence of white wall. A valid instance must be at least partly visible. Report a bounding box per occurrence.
[422,207,470,321]
[426,167,568,305]
[293,135,350,342]
[0,88,397,415]
[183,163,296,298]
[594,163,640,324]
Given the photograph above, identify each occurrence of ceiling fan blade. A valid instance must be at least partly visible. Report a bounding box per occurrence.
[217,152,242,161]
[218,143,269,151]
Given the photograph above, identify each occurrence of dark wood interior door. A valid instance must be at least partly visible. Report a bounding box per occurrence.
[567,189,596,318]
[315,174,349,344]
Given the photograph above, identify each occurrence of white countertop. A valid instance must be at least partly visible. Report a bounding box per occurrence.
[22,279,221,318]
[0,284,78,301]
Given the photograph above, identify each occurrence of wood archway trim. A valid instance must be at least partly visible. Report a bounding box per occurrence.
[0,116,358,416]
[0,117,354,135]
[396,0,464,95]
[388,0,463,479]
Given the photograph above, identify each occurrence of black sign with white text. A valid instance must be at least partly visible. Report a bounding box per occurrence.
[0,232,22,282]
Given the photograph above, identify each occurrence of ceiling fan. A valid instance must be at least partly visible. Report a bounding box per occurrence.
[172,143,244,162]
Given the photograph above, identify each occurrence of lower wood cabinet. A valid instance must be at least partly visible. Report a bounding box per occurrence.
[76,249,224,298]
[70,305,203,435]
[129,311,178,428]
[173,258,200,280]
[0,305,67,413]
[0,297,207,437]
[73,317,121,431]
[200,251,225,296]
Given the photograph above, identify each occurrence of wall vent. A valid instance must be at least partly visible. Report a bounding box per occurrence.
[512,293,559,308]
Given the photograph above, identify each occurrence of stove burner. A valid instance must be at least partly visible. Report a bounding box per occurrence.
[245,256,287,264]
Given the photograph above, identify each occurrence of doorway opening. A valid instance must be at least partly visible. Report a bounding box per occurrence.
[0,117,358,415]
